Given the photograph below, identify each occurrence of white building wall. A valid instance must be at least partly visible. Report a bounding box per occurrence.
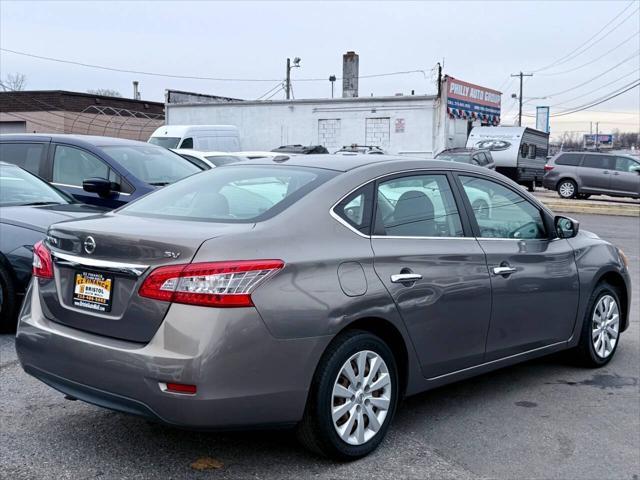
[166,96,437,155]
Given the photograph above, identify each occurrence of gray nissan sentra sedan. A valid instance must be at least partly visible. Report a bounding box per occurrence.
[16,154,631,460]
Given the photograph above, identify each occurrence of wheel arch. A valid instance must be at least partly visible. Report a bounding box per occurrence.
[596,270,630,332]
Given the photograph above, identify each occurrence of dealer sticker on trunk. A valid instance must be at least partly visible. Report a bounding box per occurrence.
[73,271,113,313]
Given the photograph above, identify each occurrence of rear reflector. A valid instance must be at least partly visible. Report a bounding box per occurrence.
[32,240,54,279]
[163,383,197,395]
[544,164,554,172]
[139,260,284,307]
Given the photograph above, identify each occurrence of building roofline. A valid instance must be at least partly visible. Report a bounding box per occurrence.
[0,89,164,106]
[166,94,438,108]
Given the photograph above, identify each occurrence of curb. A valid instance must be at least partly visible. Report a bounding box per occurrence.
[539,201,640,217]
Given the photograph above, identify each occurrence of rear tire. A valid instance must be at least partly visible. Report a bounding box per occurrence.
[570,282,622,368]
[0,265,18,332]
[557,179,577,199]
[297,330,399,460]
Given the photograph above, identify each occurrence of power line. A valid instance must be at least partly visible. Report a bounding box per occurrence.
[545,68,640,107]
[255,81,284,100]
[524,80,640,117]
[531,1,638,72]
[0,47,429,83]
[537,31,640,76]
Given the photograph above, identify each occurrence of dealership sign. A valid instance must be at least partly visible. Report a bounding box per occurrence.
[536,106,550,133]
[444,76,501,125]
[584,134,613,149]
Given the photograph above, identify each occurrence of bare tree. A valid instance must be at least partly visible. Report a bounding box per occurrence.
[1,72,27,91]
[87,88,122,97]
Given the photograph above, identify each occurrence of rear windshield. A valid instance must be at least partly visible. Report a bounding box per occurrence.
[148,137,180,149]
[119,165,336,222]
[101,145,200,185]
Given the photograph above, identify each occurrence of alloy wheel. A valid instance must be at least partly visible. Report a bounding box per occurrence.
[559,181,575,198]
[592,294,620,359]
[331,350,391,446]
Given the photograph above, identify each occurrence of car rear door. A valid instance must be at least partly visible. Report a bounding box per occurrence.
[579,154,615,192]
[370,171,492,378]
[610,156,640,197]
[456,174,579,360]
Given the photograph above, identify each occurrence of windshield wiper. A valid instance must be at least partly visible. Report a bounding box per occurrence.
[20,201,66,206]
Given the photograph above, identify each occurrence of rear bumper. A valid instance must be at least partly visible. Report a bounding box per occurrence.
[16,282,331,429]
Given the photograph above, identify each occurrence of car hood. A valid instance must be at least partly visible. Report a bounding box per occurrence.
[0,203,107,234]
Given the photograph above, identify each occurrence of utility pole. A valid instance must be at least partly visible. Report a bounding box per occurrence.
[511,71,533,126]
[285,58,291,100]
[595,122,599,151]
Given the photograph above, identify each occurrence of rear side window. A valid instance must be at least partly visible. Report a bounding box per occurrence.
[334,184,374,235]
[0,143,46,175]
[376,174,464,237]
[120,165,336,223]
[583,154,615,169]
[179,137,194,149]
[555,153,582,166]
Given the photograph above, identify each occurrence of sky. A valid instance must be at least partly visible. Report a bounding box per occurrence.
[1,0,639,140]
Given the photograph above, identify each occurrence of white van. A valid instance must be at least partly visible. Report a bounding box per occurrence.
[148,125,241,151]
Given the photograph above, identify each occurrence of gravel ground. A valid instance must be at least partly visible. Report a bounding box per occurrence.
[1,213,638,480]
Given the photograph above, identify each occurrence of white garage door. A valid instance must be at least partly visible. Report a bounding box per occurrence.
[0,121,27,134]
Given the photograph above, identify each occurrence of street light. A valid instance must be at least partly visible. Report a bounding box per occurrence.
[285,57,301,100]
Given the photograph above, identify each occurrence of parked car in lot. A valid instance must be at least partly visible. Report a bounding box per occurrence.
[543,151,640,199]
[17,155,630,460]
[435,147,496,170]
[0,134,201,208]
[272,144,329,155]
[0,162,105,328]
[171,149,249,169]
[148,125,241,151]
[335,145,386,155]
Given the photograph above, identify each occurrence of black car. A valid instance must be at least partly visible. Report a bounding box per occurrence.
[271,144,329,155]
[0,162,105,328]
[435,148,496,170]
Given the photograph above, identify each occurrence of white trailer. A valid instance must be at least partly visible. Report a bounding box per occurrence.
[165,94,439,156]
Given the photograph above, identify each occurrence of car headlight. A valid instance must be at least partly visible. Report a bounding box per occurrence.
[617,247,629,269]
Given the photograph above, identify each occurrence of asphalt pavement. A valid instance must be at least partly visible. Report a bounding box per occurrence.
[1,213,638,480]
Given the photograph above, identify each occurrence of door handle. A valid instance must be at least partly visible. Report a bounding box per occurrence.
[491,266,517,276]
[390,273,423,283]
[603,170,610,174]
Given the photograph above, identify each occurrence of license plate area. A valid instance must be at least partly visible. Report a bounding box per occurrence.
[73,271,114,313]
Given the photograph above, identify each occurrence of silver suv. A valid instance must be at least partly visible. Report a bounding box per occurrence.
[543,152,640,199]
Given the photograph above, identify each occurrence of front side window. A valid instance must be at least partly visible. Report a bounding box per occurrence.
[376,174,464,237]
[0,143,46,175]
[582,154,614,170]
[460,176,546,239]
[614,157,639,172]
[53,145,109,186]
[120,165,335,223]
[179,137,194,149]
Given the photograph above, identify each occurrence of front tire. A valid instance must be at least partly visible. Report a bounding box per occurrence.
[557,179,577,199]
[571,282,622,367]
[297,330,398,460]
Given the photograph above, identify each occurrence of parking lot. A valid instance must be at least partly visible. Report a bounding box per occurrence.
[1,212,637,480]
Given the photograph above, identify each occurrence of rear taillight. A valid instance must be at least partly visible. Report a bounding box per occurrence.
[138,260,284,307]
[544,164,554,172]
[32,240,53,279]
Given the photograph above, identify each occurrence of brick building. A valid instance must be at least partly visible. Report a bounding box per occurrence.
[0,90,165,141]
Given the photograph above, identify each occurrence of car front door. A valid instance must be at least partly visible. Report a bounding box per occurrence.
[370,172,492,378]
[51,144,129,208]
[457,174,580,360]
[610,156,640,197]
[579,154,615,192]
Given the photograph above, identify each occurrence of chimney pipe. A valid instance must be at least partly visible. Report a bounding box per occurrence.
[342,51,359,98]
[133,81,140,100]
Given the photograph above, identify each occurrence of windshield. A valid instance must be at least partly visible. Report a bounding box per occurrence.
[436,153,472,163]
[119,165,336,223]
[0,164,71,207]
[148,137,181,149]
[101,145,201,185]
[205,155,246,166]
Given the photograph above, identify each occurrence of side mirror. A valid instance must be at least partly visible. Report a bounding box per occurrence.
[555,215,579,239]
[630,165,640,175]
[82,177,114,198]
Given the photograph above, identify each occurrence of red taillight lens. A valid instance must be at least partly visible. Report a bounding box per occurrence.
[32,240,53,279]
[164,383,197,395]
[139,260,284,307]
[544,164,554,172]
